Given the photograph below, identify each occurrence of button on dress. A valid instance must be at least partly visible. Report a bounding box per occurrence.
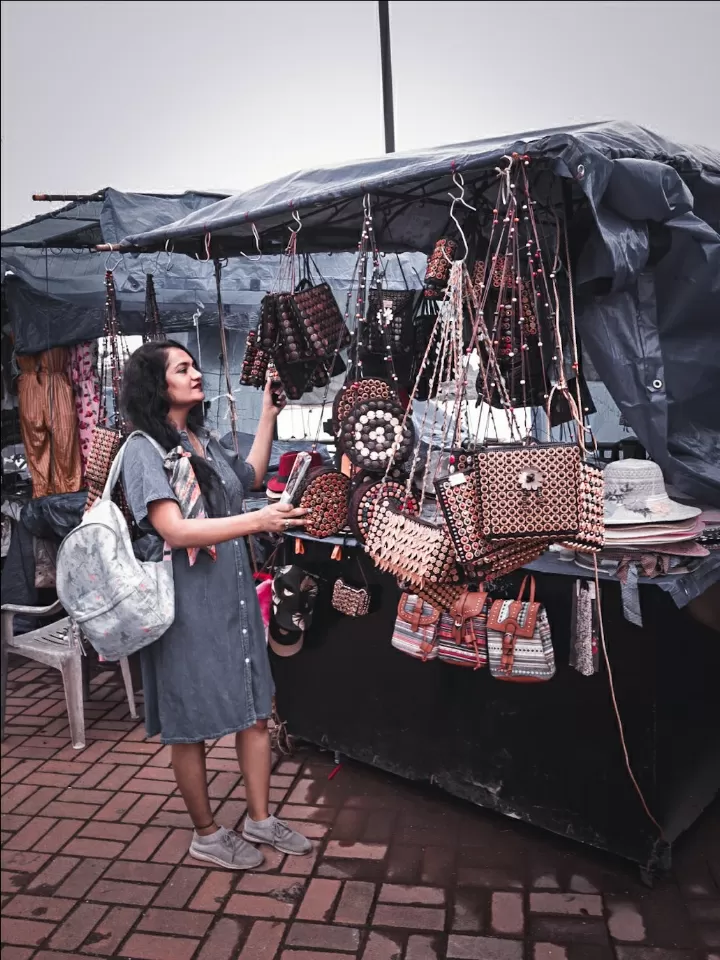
[121,430,274,744]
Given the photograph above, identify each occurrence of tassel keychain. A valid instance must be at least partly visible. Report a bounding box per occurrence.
[295,538,305,555]
[331,545,343,561]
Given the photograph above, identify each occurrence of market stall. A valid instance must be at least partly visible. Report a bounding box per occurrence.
[6,122,720,875]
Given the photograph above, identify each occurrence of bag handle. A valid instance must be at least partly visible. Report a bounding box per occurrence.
[102,430,168,502]
[515,575,536,606]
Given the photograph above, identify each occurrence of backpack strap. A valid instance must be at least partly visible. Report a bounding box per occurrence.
[102,431,168,501]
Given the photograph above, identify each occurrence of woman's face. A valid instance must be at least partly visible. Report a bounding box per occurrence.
[164,347,205,409]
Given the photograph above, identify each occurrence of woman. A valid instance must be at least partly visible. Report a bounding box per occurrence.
[120,340,311,870]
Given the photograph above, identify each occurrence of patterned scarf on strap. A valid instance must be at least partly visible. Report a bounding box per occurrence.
[163,447,217,565]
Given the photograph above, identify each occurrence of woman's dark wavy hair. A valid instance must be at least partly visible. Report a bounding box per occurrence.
[120,340,221,515]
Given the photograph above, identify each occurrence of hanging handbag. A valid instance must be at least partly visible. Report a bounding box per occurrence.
[391,593,440,661]
[332,577,370,617]
[365,502,458,590]
[437,588,488,669]
[296,467,350,538]
[487,575,556,682]
[339,396,415,473]
[332,378,393,434]
[365,289,417,356]
[424,238,457,297]
[348,476,419,543]
[240,328,270,388]
[475,442,583,541]
[559,462,605,554]
[290,282,351,359]
[434,469,485,569]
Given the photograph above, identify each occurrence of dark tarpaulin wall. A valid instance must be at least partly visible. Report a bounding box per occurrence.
[118,121,720,507]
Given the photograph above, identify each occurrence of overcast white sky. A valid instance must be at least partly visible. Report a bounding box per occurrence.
[2,0,719,229]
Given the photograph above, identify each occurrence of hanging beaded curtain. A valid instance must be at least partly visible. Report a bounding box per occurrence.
[143,275,164,342]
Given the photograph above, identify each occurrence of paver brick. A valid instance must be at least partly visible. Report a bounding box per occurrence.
[197,917,245,960]
[297,878,342,921]
[48,902,108,951]
[335,881,376,925]
[239,920,287,960]
[447,935,524,960]
[121,933,200,960]
[79,904,140,955]
[372,903,446,931]
[286,921,362,951]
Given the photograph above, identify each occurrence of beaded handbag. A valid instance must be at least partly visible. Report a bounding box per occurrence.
[331,578,370,617]
[365,289,417,355]
[475,442,583,541]
[240,328,270,388]
[424,238,457,297]
[348,476,419,543]
[290,282,351,360]
[364,502,458,590]
[339,396,415,473]
[332,378,393,434]
[297,467,350,539]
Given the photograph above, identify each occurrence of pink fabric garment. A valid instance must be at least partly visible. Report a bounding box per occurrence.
[256,579,272,632]
[67,342,101,478]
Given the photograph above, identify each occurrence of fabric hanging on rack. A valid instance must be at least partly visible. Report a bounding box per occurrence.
[67,342,101,478]
[17,347,82,498]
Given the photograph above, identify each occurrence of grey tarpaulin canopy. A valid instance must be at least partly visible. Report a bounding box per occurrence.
[1,188,426,352]
[116,121,720,506]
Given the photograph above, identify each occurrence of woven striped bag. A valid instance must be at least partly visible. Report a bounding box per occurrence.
[486,576,556,682]
[436,588,488,669]
[391,593,440,662]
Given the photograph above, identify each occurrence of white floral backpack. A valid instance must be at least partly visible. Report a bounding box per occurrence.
[56,432,175,660]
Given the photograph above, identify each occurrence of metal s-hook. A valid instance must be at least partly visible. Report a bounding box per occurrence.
[240,223,262,261]
[446,173,477,263]
[494,154,514,205]
[289,211,302,235]
[104,250,123,273]
[195,232,213,262]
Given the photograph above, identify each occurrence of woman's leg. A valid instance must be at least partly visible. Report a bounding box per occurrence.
[171,741,216,835]
[235,720,271,822]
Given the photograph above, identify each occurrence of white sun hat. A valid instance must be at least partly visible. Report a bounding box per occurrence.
[603,459,702,526]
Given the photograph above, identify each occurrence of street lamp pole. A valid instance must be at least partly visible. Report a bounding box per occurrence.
[378,0,396,153]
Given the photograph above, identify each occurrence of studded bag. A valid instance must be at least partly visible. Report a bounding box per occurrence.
[240,328,270,388]
[297,467,350,539]
[424,238,457,298]
[391,593,441,661]
[486,575,556,682]
[332,578,370,617]
[290,282,351,360]
[365,502,458,590]
[339,396,415,473]
[348,476,419,543]
[475,443,583,541]
[332,378,393,435]
[365,289,417,356]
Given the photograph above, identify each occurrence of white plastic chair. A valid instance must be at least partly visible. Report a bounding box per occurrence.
[1,600,138,750]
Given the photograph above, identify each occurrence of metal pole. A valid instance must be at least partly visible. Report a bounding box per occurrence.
[378,0,396,154]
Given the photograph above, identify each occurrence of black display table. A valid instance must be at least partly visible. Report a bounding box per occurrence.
[272,539,720,879]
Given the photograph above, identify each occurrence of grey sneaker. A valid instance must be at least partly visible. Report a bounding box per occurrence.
[189,826,264,870]
[243,815,312,855]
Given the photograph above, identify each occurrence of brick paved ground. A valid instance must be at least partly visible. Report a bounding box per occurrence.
[1,660,718,960]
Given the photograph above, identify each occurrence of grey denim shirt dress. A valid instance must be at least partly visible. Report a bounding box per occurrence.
[121,429,274,744]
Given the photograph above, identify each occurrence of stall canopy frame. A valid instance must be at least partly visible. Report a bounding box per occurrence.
[114,121,720,507]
